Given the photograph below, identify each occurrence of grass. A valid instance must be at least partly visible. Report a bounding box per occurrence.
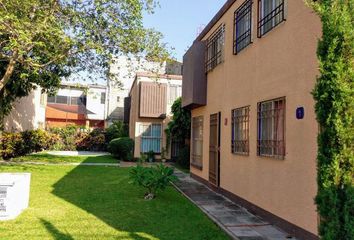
[0,163,229,240]
[9,153,118,164]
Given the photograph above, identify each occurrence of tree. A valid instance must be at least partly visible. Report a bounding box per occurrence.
[165,97,191,168]
[307,1,354,239]
[165,97,191,145]
[0,0,168,122]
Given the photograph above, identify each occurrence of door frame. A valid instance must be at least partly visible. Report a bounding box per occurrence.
[209,112,221,187]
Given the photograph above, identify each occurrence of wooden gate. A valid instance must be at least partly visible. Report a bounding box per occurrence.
[209,113,220,186]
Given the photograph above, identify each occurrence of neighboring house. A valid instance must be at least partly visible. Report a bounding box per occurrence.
[128,72,182,159]
[3,87,46,132]
[183,1,320,239]
[108,56,182,124]
[46,83,107,128]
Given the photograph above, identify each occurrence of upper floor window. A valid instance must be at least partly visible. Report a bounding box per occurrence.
[47,95,86,105]
[257,97,285,159]
[232,106,250,155]
[206,24,225,73]
[168,85,182,105]
[258,0,285,37]
[100,92,106,104]
[234,0,253,54]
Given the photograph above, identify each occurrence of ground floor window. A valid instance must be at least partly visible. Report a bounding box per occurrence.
[192,116,203,168]
[232,106,250,155]
[257,97,285,158]
[140,123,162,153]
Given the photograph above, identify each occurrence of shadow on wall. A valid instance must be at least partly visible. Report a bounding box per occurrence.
[108,107,124,121]
[3,91,39,132]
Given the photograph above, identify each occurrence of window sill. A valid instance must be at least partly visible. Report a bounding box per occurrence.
[191,163,203,171]
[257,154,285,160]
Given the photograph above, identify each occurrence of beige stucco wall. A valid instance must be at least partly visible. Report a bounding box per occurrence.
[4,88,46,132]
[190,0,321,235]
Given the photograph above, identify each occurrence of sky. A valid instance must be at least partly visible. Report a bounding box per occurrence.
[143,0,226,62]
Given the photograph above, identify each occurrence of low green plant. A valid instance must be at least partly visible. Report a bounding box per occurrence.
[105,121,129,143]
[146,150,155,162]
[107,137,134,161]
[139,153,148,164]
[129,164,177,200]
[0,129,53,160]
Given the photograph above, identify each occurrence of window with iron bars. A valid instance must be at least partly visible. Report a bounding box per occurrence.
[205,24,225,73]
[232,106,250,155]
[234,0,253,54]
[258,0,285,37]
[257,97,285,159]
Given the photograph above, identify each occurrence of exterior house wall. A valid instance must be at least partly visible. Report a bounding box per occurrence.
[45,83,107,128]
[3,87,46,131]
[129,73,182,159]
[86,86,107,121]
[187,0,321,237]
[108,56,166,123]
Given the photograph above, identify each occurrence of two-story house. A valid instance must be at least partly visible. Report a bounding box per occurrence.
[128,72,182,159]
[46,83,108,128]
[183,0,321,239]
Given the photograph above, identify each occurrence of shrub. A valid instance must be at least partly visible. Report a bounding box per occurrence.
[129,164,177,200]
[105,121,129,143]
[21,129,52,153]
[0,132,25,160]
[48,125,80,151]
[76,129,107,151]
[0,129,54,160]
[108,137,134,161]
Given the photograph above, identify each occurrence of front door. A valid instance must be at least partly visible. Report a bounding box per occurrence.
[209,112,220,187]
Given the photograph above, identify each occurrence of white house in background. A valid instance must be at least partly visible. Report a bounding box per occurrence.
[86,84,108,123]
[3,87,46,132]
[46,82,108,128]
[107,56,182,124]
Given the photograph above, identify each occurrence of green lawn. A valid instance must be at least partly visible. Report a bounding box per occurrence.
[9,153,118,164]
[0,163,229,240]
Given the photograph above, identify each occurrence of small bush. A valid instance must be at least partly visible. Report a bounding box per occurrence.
[108,137,134,161]
[105,121,128,143]
[76,129,106,151]
[48,125,86,151]
[129,164,177,200]
[0,129,53,160]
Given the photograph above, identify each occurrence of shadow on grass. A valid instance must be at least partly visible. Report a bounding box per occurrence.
[40,219,74,240]
[50,165,228,240]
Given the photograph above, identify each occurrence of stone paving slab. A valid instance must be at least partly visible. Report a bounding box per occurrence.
[172,169,298,240]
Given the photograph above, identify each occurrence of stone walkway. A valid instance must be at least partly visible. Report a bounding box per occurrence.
[172,169,297,240]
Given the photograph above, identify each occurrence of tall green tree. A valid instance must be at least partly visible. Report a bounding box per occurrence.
[0,0,168,120]
[307,1,354,239]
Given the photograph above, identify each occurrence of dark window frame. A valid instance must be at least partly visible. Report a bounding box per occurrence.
[257,0,286,38]
[257,97,286,159]
[205,24,225,73]
[234,0,253,54]
[231,106,250,155]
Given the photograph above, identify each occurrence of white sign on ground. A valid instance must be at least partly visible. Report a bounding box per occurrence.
[0,173,31,221]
